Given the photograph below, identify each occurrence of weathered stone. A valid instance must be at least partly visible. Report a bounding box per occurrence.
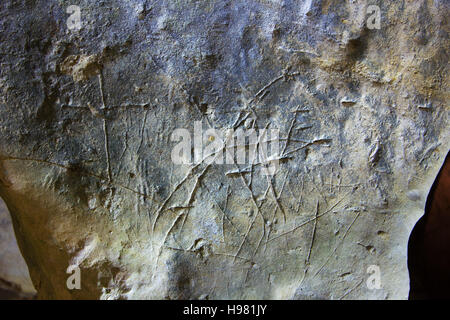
[0,0,448,299]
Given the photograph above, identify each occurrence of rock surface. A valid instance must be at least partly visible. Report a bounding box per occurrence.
[0,0,448,299]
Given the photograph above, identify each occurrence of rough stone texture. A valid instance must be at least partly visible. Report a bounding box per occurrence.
[0,0,448,299]
[0,198,36,297]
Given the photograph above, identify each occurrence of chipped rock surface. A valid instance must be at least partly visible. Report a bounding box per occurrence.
[0,0,448,299]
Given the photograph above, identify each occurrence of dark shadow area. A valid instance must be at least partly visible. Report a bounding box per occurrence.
[0,197,36,300]
[408,150,450,299]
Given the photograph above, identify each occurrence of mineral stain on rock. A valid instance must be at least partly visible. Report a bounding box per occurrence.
[60,54,102,82]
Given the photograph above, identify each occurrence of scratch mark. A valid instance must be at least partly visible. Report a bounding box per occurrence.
[268,189,354,242]
[337,279,363,300]
[313,211,361,278]
[98,73,112,183]
[306,199,319,264]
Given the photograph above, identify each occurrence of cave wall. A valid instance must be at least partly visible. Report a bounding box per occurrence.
[0,0,448,299]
